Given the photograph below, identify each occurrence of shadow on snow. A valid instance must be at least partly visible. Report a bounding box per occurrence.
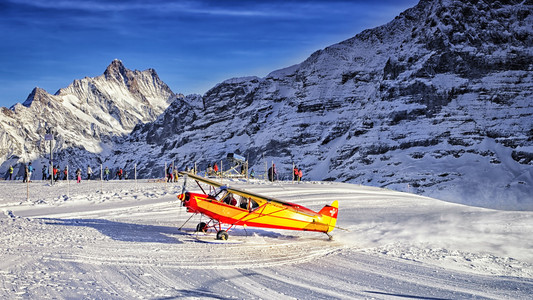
[42,218,187,244]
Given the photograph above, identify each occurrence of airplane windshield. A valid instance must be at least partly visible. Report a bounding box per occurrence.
[209,186,228,200]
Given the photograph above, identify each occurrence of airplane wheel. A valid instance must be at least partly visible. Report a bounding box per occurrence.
[196,222,207,233]
[216,230,229,240]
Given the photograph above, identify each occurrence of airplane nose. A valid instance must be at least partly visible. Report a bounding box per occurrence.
[177,192,190,202]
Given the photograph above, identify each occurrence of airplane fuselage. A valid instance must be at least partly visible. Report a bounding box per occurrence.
[179,191,336,233]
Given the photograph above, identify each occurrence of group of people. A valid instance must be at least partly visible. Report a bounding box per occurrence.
[293,166,303,182]
[102,166,126,181]
[2,163,127,182]
[166,164,179,182]
[267,164,304,182]
[42,165,69,182]
[206,162,219,177]
[223,194,259,211]
[44,165,90,182]
[115,168,126,180]
[4,161,305,183]
[211,187,259,212]
[3,163,35,182]
[23,162,34,183]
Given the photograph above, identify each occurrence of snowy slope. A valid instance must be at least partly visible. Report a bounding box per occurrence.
[0,59,177,175]
[111,0,533,210]
[0,178,531,298]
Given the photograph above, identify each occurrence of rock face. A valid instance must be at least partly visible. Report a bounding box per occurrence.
[1,1,531,209]
[0,59,177,173]
[116,0,533,209]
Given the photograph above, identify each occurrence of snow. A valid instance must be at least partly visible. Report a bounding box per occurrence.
[1,178,531,299]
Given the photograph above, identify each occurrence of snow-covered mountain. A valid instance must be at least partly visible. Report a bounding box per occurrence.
[114,0,533,209]
[0,59,177,172]
[1,0,532,210]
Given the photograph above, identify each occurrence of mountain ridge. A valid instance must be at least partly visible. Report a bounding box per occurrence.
[114,0,532,209]
[1,0,532,210]
[0,59,178,168]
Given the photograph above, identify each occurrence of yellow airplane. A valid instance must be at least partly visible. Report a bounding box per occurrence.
[177,172,338,240]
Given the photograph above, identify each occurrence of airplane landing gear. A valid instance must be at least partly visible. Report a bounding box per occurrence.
[216,230,229,240]
[196,222,207,233]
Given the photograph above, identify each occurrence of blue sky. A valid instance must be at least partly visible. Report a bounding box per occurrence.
[0,0,418,107]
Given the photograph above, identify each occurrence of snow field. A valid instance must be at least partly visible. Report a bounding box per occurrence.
[0,178,532,299]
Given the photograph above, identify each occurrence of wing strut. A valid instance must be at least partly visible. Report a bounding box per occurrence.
[178,213,197,231]
[195,180,207,194]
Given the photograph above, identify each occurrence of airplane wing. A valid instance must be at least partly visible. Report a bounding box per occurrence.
[180,172,225,188]
[226,186,322,217]
[181,172,321,217]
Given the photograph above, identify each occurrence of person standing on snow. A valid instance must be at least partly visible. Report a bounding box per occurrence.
[167,164,173,182]
[76,168,82,183]
[6,165,14,180]
[298,168,303,182]
[213,162,219,175]
[87,165,93,180]
[53,166,59,181]
[42,164,48,180]
[268,164,277,182]
[27,162,34,182]
[104,167,110,181]
[173,168,179,182]
[22,163,28,183]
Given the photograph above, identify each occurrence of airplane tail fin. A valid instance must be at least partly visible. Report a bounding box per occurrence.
[319,200,338,233]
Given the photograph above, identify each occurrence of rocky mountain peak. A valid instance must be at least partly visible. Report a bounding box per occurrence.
[0,60,178,170]
[21,87,51,108]
[104,59,130,83]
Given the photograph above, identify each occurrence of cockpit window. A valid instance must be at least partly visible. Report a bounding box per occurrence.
[238,197,260,211]
[209,186,228,200]
[223,193,238,206]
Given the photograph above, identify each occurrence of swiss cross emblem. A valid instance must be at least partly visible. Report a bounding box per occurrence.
[329,208,337,216]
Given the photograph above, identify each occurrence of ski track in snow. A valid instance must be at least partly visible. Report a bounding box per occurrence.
[0,179,532,299]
